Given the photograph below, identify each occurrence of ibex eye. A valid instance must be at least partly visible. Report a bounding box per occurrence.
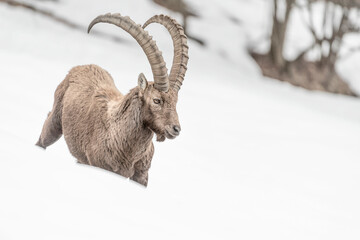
[153,99,161,104]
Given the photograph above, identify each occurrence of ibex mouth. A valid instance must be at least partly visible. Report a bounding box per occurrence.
[165,130,176,139]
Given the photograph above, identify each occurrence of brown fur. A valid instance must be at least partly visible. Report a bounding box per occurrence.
[36,64,180,186]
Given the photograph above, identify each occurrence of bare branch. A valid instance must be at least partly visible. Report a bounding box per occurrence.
[0,0,127,43]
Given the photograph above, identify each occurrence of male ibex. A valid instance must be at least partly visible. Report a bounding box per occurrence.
[36,14,189,186]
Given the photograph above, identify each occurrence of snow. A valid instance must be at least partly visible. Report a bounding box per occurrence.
[0,0,360,239]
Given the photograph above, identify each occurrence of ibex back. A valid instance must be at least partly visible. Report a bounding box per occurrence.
[36,14,189,186]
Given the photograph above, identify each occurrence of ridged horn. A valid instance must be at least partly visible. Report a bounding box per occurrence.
[143,15,189,93]
[88,13,169,92]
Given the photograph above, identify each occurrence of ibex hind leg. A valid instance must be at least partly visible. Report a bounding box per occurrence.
[36,78,69,149]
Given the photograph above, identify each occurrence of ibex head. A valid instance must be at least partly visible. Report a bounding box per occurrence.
[138,73,180,141]
[88,14,189,142]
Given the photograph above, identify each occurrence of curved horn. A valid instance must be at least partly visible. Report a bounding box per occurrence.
[88,13,169,92]
[143,15,189,93]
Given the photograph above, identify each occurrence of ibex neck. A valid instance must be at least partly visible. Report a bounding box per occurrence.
[108,87,153,148]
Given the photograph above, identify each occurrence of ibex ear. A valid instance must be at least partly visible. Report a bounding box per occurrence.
[138,73,148,91]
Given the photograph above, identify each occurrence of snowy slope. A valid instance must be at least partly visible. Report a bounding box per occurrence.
[0,0,360,239]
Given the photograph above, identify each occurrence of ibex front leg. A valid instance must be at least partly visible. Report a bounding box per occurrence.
[130,144,154,187]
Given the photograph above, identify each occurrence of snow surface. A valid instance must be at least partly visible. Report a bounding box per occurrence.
[0,0,360,239]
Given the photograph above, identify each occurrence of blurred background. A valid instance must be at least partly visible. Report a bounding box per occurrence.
[0,0,359,239]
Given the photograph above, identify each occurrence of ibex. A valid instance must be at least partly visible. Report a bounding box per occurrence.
[36,13,189,186]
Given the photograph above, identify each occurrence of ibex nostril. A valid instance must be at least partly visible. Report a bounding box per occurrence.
[173,125,181,134]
